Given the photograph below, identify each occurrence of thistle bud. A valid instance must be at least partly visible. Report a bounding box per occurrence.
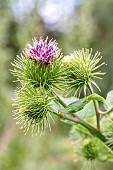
[62,48,105,96]
[13,85,53,135]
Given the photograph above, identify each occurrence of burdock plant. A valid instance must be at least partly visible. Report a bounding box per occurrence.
[11,36,113,169]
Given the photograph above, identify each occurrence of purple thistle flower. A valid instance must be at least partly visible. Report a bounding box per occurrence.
[25,36,60,64]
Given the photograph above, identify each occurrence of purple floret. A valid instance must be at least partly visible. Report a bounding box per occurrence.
[25,36,60,64]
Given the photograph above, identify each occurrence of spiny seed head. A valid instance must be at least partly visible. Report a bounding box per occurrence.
[61,48,105,96]
[12,85,53,135]
[25,36,60,64]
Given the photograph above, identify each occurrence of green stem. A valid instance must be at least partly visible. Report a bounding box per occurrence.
[52,110,102,138]
[87,84,100,130]
[52,89,67,108]
[64,113,106,142]
[52,110,113,153]
[52,110,105,142]
[98,107,113,115]
[52,90,113,152]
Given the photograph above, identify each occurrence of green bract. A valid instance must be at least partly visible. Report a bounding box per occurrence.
[12,85,53,135]
[11,52,62,89]
[61,48,105,96]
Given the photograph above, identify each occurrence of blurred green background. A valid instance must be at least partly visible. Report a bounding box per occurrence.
[0,0,113,169]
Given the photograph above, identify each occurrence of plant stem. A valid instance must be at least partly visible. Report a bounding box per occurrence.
[87,84,100,130]
[52,90,67,108]
[52,110,113,153]
[65,114,113,153]
[52,110,104,140]
[98,107,113,115]
[64,113,106,142]
[52,90,113,152]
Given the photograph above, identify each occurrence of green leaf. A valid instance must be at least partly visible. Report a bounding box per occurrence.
[60,93,104,116]
[76,101,95,119]
[56,95,77,105]
[61,97,87,115]
[87,93,105,103]
[50,94,77,112]
[104,90,113,110]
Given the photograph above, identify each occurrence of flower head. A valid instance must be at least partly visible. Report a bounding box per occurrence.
[25,36,60,64]
[61,48,105,96]
[13,85,53,135]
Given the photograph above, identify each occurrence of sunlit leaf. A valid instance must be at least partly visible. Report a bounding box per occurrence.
[76,101,95,119]
[104,90,113,110]
[60,93,104,116]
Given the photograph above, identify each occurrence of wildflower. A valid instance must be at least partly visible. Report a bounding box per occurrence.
[11,37,62,88]
[25,36,60,64]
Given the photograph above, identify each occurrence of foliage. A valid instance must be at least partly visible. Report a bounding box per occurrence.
[10,35,113,170]
[1,0,113,170]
